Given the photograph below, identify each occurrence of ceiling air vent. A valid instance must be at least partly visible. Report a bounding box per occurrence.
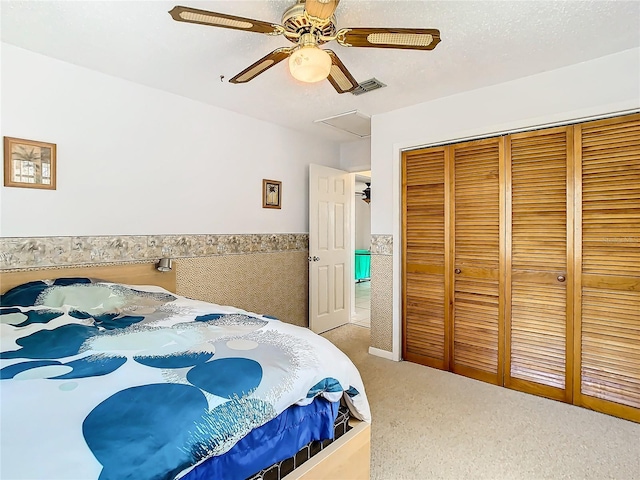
[351,78,387,96]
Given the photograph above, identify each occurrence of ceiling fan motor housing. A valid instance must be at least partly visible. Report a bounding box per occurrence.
[282,2,336,44]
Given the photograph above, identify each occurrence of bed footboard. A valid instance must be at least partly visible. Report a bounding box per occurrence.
[283,419,371,480]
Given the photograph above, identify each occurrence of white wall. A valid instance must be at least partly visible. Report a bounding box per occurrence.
[340,138,371,172]
[370,47,640,359]
[0,44,341,237]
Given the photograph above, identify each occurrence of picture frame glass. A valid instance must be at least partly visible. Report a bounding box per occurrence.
[266,183,279,205]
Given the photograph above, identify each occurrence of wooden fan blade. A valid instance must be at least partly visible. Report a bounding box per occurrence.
[229,48,294,84]
[305,0,340,20]
[336,27,441,50]
[169,6,283,35]
[325,50,358,94]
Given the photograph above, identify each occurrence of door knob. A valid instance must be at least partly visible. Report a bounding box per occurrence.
[454,268,461,274]
[557,275,566,282]
[313,256,319,262]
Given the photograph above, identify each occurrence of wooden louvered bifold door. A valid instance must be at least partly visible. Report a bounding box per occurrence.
[575,113,640,422]
[451,138,504,385]
[403,147,448,369]
[505,127,573,402]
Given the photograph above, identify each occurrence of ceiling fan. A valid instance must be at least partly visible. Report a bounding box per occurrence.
[169,0,441,94]
[356,182,371,204]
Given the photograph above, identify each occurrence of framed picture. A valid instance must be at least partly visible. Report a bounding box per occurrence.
[262,179,282,209]
[4,137,57,190]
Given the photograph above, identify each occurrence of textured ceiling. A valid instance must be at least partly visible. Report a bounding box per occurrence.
[2,0,639,143]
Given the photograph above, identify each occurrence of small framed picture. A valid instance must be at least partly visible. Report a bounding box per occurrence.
[4,137,57,190]
[263,179,282,209]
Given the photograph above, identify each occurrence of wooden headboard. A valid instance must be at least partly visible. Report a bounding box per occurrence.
[0,263,177,294]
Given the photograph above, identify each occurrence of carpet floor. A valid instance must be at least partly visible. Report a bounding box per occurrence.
[322,324,640,480]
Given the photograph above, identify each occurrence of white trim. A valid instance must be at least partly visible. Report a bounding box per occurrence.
[402,108,639,153]
[349,173,357,319]
[368,346,396,361]
[396,107,639,156]
[392,146,402,363]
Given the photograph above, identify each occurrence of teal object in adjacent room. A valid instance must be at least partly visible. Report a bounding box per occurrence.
[355,250,371,281]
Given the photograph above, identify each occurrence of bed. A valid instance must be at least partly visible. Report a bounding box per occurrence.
[0,264,371,480]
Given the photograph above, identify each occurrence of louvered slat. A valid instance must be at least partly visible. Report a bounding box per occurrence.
[403,148,447,368]
[452,139,501,382]
[511,283,567,388]
[507,128,570,400]
[582,288,640,408]
[405,271,445,361]
[453,277,500,374]
[579,114,640,416]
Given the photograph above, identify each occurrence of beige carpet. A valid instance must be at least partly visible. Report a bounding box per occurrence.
[322,325,640,480]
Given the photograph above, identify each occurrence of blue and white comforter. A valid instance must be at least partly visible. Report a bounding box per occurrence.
[0,278,371,480]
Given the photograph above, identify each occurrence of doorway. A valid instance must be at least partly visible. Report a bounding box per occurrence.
[352,171,371,328]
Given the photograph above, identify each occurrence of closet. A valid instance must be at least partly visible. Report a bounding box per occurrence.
[402,113,640,423]
[505,127,573,402]
[575,115,640,420]
[404,146,447,370]
[450,139,503,385]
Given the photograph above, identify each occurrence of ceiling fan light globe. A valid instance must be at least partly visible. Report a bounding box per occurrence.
[288,46,332,83]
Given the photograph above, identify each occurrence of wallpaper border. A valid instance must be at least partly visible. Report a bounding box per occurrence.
[0,234,309,270]
[370,234,393,255]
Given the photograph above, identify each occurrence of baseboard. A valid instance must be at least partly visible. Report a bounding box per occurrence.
[368,346,395,360]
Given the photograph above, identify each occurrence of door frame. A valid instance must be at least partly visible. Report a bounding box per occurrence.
[350,171,372,323]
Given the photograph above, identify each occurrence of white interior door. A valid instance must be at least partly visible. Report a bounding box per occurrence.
[309,164,352,333]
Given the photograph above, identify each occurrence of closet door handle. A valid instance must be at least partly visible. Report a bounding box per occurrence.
[454,268,461,274]
[557,275,566,283]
